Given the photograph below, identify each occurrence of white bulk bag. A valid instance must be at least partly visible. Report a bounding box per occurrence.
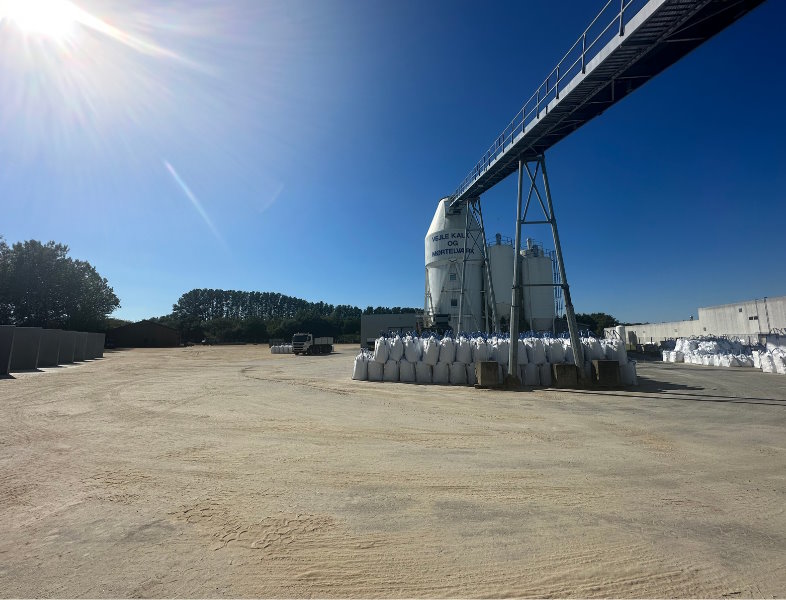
[662,351,670,362]
[352,353,369,381]
[774,353,786,375]
[546,339,564,364]
[586,337,604,361]
[423,337,439,366]
[383,360,399,382]
[472,339,489,363]
[496,339,510,366]
[368,360,383,382]
[466,362,476,386]
[539,363,552,387]
[403,336,422,363]
[752,350,761,369]
[564,345,575,365]
[517,339,529,365]
[433,361,450,384]
[374,337,389,363]
[449,362,468,385]
[415,361,432,384]
[388,336,404,362]
[615,339,627,366]
[760,353,775,373]
[399,359,415,383]
[525,338,546,365]
[487,339,497,362]
[674,351,684,363]
[456,337,472,364]
[439,337,456,363]
[523,363,540,386]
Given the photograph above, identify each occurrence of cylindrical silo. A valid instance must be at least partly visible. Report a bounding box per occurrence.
[425,198,484,332]
[487,234,514,332]
[521,239,556,332]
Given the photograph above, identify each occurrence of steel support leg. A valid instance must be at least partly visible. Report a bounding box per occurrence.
[474,198,498,332]
[540,156,584,375]
[458,200,470,335]
[507,159,524,381]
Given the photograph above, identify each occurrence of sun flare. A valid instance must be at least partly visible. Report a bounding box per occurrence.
[1,0,80,40]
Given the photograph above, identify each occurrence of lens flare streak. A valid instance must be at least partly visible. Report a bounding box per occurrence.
[164,160,224,246]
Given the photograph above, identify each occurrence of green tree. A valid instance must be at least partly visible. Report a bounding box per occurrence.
[0,239,120,330]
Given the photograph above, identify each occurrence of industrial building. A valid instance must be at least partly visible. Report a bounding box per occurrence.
[360,313,420,350]
[108,320,181,348]
[606,295,786,346]
[424,198,560,335]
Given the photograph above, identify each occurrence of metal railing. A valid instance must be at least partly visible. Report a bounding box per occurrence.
[452,0,648,200]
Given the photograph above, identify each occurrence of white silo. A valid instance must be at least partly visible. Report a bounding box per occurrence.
[425,198,484,332]
[521,239,556,332]
[487,233,514,331]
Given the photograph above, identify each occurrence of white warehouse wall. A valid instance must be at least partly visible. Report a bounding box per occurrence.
[605,295,786,345]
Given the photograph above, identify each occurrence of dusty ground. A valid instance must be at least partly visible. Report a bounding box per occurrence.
[0,344,784,598]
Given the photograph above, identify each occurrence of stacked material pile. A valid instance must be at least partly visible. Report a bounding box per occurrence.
[270,344,292,354]
[352,334,637,387]
[662,337,754,368]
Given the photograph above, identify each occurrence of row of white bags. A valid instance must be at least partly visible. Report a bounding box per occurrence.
[352,351,638,386]
[674,337,745,356]
[270,345,292,354]
[372,334,627,367]
[662,350,755,368]
[755,349,786,374]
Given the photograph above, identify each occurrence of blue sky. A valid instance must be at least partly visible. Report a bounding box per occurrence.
[1,0,784,324]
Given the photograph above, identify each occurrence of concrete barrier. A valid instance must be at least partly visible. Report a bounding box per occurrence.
[85,332,102,359]
[37,329,62,367]
[59,331,77,364]
[91,333,105,358]
[10,327,42,371]
[0,325,14,375]
[73,331,89,361]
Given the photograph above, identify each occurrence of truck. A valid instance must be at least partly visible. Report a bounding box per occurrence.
[292,333,334,355]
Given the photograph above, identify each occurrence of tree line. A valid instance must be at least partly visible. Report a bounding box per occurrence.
[0,239,120,331]
[152,288,421,343]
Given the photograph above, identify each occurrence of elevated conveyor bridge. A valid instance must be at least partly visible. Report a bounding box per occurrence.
[448,0,766,382]
[452,0,765,204]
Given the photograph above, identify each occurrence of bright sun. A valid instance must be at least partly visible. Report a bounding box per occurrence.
[1,0,80,40]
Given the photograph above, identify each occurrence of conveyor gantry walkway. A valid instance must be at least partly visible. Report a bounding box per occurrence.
[452,0,766,204]
[447,0,766,383]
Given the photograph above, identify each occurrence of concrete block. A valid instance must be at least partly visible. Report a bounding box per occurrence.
[73,332,89,361]
[59,331,77,364]
[551,363,579,388]
[0,325,14,375]
[476,361,500,387]
[591,359,621,387]
[87,332,105,359]
[10,327,42,371]
[37,329,62,367]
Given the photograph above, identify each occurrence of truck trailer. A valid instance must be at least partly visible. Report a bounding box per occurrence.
[292,333,333,355]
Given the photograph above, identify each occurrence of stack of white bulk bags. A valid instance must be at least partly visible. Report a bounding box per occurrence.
[354,334,639,387]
